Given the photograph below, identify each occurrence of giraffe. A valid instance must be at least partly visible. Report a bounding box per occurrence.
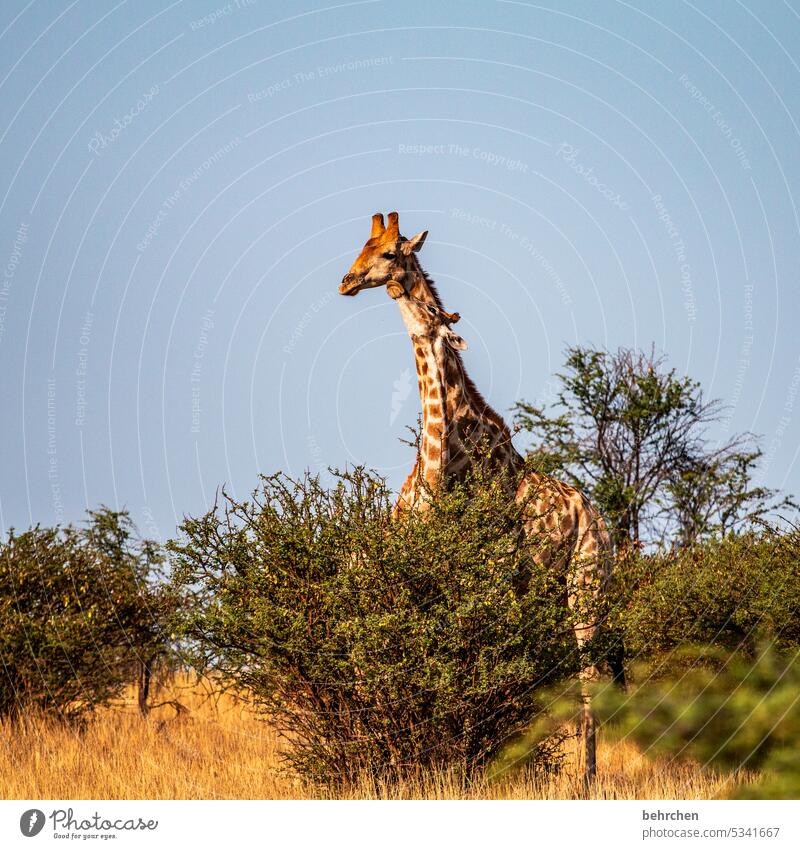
[339,211,618,787]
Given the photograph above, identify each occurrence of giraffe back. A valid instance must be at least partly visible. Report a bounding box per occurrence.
[516,471,612,646]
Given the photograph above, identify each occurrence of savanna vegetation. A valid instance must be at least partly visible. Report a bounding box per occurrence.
[169,467,579,787]
[1,345,798,799]
[1,676,747,800]
[0,508,177,722]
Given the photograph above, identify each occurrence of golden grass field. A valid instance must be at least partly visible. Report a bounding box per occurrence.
[0,678,748,800]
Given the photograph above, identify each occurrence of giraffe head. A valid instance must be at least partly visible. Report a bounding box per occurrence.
[397,295,468,352]
[339,211,428,298]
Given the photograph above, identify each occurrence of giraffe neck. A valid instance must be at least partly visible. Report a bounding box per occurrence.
[412,332,450,494]
[395,283,524,499]
[437,341,524,482]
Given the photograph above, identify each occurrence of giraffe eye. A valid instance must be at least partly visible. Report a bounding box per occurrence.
[427,305,437,315]
[382,252,396,260]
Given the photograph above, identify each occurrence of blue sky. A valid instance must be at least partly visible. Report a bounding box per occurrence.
[1,0,799,539]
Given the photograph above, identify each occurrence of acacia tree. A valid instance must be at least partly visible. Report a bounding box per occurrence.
[0,508,175,721]
[169,467,581,786]
[80,507,179,714]
[513,346,790,552]
[664,446,795,548]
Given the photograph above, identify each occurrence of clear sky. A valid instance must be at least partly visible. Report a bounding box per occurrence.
[1,0,799,540]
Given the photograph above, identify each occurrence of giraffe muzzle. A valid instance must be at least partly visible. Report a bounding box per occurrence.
[339,273,364,296]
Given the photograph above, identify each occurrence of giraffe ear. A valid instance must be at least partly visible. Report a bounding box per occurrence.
[444,328,468,350]
[401,231,428,255]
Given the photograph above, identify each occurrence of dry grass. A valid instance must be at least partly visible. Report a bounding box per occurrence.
[0,679,747,800]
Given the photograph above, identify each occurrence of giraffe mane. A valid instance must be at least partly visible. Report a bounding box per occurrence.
[454,354,515,439]
[408,253,514,443]
[408,253,446,310]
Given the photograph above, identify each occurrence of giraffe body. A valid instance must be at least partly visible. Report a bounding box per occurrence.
[392,293,613,649]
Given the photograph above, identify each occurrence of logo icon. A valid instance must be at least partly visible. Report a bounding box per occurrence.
[390,368,412,425]
[19,809,45,837]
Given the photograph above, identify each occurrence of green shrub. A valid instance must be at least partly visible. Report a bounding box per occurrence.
[614,530,800,672]
[499,529,800,796]
[498,646,800,798]
[593,646,800,799]
[0,508,173,721]
[169,468,588,786]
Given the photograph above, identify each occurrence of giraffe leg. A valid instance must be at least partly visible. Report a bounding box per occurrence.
[568,564,602,792]
[579,666,599,793]
[519,476,611,793]
[567,513,611,793]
